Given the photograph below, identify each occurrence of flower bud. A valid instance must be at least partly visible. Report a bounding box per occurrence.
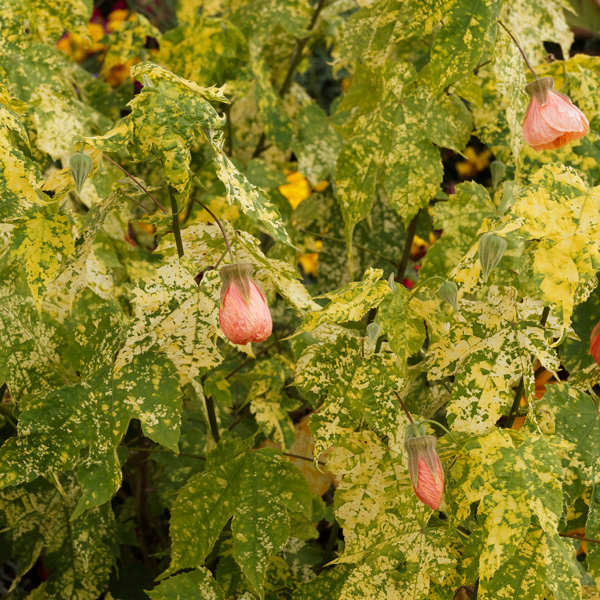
[405,434,444,510]
[219,263,272,345]
[590,322,600,367]
[479,233,507,283]
[437,281,459,313]
[366,322,380,348]
[69,150,93,193]
[522,76,589,151]
[490,160,505,191]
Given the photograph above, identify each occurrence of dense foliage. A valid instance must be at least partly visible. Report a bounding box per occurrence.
[2,0,600,598]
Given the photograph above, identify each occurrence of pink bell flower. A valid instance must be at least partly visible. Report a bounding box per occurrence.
[219,263,272,345]
[522,76,589,151]
[405,434,444,510]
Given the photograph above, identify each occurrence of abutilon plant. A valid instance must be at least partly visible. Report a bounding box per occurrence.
[2,1,600,599]
[219,262,273,345]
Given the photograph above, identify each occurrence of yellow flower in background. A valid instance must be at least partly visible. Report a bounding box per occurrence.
[298,240,323,277]
[410,234,428,258]
[107,9,135,32]
[313,180,329,192]
[105,56,140,87]
[279,170,312,210]
[341,77,351,92]
[57,22,106,62]
[456,147,492,179]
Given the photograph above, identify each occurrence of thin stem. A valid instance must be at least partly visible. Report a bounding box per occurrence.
[393,390,415,425]
[168,187,185,258]
[205,394,221,444]
[225,325,292,380]
[316,520,340,573]
[472,579,479,600]
[283,452,326,466]
[101,152,167,212]
[560,532,600,544]
[409,275,447,298]
[196,200,234,262]
[497,19,538,79]
[418,419,461,447]
[298,228,397,267]
[504,306,550,428]
[396,210,421,282]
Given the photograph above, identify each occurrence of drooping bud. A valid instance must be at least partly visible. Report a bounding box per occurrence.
[437,281,459,313]
[219,263,272,345]
[490,160,505,191]
[522,76,589,151]
[479,233,507,283]
[405,434,444,510]
[69,147,93,194]
[366,322,381,349]
[590,322,600,367]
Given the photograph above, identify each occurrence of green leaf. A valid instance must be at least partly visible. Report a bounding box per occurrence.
[11,213,75,309]
[429,0,501,93]
[115,351,182,453]
[295,334,403,456]
[114,261,222,386]
[421,181,496,280]
[88,62,227,197]
[377,283,426,364]
[0,365,130,518]
[252,56,293,150]
[0,266,67,403]
[167,441,312,597]
[428,286,559,433]
[450,429,564,580]
[495,164,600,326]
[294,268,390,336]
[148,568,225,600]
[293,102,343,186]
[0,476,115,600]
[211,131,293,246]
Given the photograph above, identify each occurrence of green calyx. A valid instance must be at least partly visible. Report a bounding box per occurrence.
[524,76,554,106]
[69,146,93,194]
[219,262,255,304]
[405,435,441,484]
[478,233,507,283]
[437,280,459,313]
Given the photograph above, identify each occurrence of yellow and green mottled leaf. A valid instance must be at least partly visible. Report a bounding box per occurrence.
[101,13,161,75]
[211,131,293,246]
[167,441,312,597]
[0,477,114,600]
[450,429,564,580]
[421,181,496,279]
[296,334,404,457]
[429,0,501,93]
[148,568,224,600]
[11,213,75,309]
[496,163,600,326]
[114,261,222,386]
[428,286,559,433]
[88,62,227,197]
[294,268,390,336]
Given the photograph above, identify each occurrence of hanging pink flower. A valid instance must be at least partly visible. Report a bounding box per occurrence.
[590,322,600,367]
[405,434,444,510]
[219,263,272,345]
[522,76,589,151]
